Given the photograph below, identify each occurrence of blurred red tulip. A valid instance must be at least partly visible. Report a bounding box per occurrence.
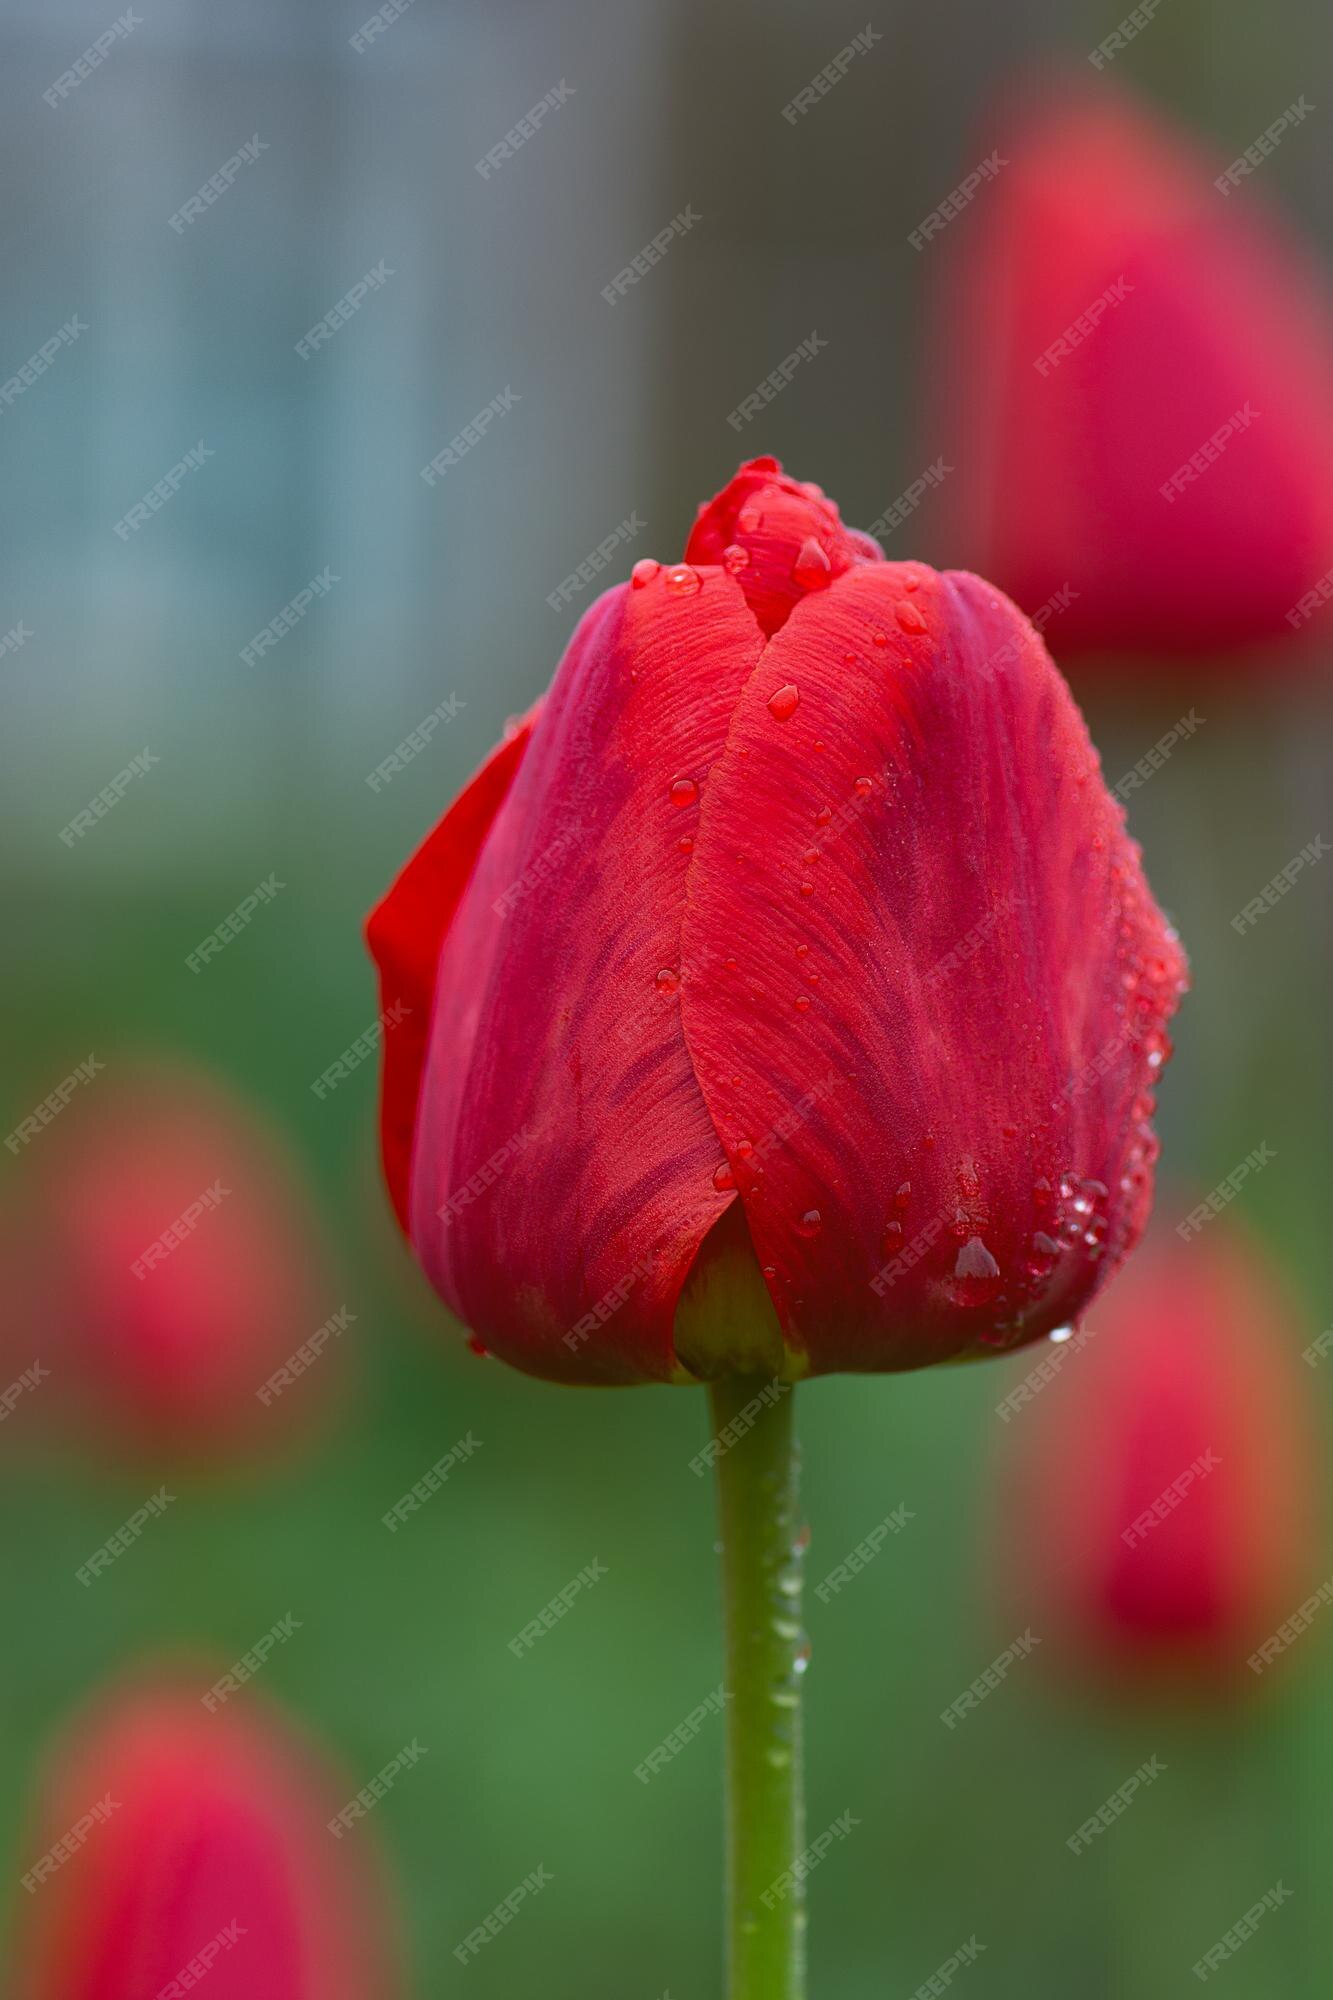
[927,81,1333,656]
[14,1669,399,1999]
[12,1057,335,1463]
[368,458,1185,1384]
[999,1223,1320,1687]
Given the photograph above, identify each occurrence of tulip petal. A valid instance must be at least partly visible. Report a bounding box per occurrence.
[679,561,1186,1372]
[407,576,767,1382]
[366,705,542,1229]
[686,456,883,636]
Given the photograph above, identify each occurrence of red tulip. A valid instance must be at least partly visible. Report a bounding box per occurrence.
[14,1670,400,1999]
[368,458,1185,1384]
[15,1058,334,1462]
[927,81,1333,655]
[999,1224,1319,1685]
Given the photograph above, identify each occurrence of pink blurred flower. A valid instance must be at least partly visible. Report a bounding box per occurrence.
[13,1057,336,1464]
[13,1667,401,2000]
[927,80,1333,657]
[999,1222,1321,1688]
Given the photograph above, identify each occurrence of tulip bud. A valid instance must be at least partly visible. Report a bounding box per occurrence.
[12,1669,401,1998]
[14,1058,334,1463]
[368,460,1185,1382]
[997,1224,1320,1687]
[927,81,1333,655]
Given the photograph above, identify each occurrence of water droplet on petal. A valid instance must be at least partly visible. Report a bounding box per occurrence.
[664,564,701,597]
[737,504,763,533]
[722,543,750,574]
[678,834,694,852]
[896,600,927,634]
[713,1161,736,1191]
[894,1181,912,1210]
[903,575,921,592]
[793,536,832,591]
[814,805,832,826]
[1049,1324,1074,1344]
[670,777,697,808]
[853,776,873,798]
[795,942,810,958]
[872,630,889,647]
[796,1209,822,1237]
[630,558,660,589]
[768,682,801,722]
[467,1336,489,1356]
[794,994,811,1012]
[655,967,680,994]
[799,880,815,898]
[952,1235,1002,1305]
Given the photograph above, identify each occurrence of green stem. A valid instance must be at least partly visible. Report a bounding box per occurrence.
[708,1374,806,2000]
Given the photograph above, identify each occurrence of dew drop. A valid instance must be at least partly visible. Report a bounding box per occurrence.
[630,558,660,589]
[796,1209,822,1237]
[737,504,763,533]
[670,777,697,808]
[678,834,694,852]
[467,1336,489,1357]
[872,630,889,647]
[951,1235,1002,1306]
[903,575,921,592]
[664,564,701,596]
[799,880,815,898]
[768,682,801,722]
[794,994,811,1012]
[735,1138,755,1161]
[894,1181,912,1210]
[814,805,833,826]
[655,967,679,994]
[713,1161,736,1191]
[853,775,873,798]
[1049,1324,1074,1344]
[722,543,750,575]
[896,599,927,634]
[793,536,832,591]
